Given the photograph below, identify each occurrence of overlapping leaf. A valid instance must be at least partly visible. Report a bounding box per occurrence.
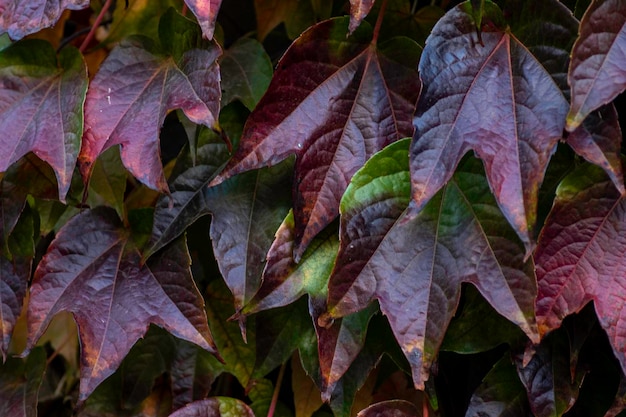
[356,400,420,417]
[183,0,223,40]
[80,9,221,193]
[349,0,375,34]
[0,39,87,201]
[26,208,217,401]
[534,162,626,377]
[327,139,537,389]
[0,0,89,39]
[169,397,255,417]
[211,16,420,260]
[410,1,568,252]
[0,348,45,417]
[566,0,626,130]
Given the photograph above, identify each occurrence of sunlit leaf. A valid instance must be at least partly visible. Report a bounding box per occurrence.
[0,0,89,39]
[0,347,46,417]
[0,39,87,201]
[183,0,223,40]
[169,397,255,417]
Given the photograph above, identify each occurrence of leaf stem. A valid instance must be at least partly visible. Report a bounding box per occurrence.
[267,362,287,417]
[371,0,389,45]
[79,0,113,53]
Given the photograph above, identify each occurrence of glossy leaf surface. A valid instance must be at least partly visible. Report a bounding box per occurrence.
[0,40,87,200]
[211,17,420,260]
[410,2,568,252]
[0,0,89,39]
[26,208,217,401]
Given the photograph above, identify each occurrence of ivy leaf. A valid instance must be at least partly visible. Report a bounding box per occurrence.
[0,0,89,39]
[25,208,218,401]
[327,139,537,389]
[211,17,420,261]
[169,397,255,417]
[349,0,375,34]
[566,0,626,130]
[0,39,87,201]
[410,2,568,252]
[80,10,221,193]
[183,0,223,40]
[534,162,626,377]
[0,347,46,417]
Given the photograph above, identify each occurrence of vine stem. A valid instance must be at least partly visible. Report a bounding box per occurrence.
[79,0,113,53]
[267,362,287,417]
[371,0,389,45]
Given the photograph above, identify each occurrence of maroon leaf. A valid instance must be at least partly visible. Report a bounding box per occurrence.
[210,17,420,260]
[349,0,375,34]
[169,397,255,417]
[170,340,216,411]
[25,208,218,401]
[80,34,221,193]
[0,40,88,201]
[184,0,223,40]
[566,0,626,130]
[410,2,568,252]
[0,348,46,417]
[356,400,420,417]
[534,163,626,376]
[0,0,89,40]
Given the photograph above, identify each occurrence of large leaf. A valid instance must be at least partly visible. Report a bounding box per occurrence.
[0,39,87,201]
[0,347,46,417]
[211,17,420,260]
[183,0,223,40]
[327,139,537,389]
[409,1,568,252]
[0,0,89,39]
[534,162,626,377]
[25,208,217,401]
[80,10,221,193]
[566,0,626,130]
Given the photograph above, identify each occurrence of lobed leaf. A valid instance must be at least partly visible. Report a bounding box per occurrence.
[211,16,420,261]
[410,1,568,252]
[0,39,87,201]
[0,0,89,39]
[566,0,626,130]
[26,208,217,401]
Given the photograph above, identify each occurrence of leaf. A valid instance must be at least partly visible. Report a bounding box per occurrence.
[80,9,221,193]
[183,0,223,40]
[292,352,324,417]
[170,340,217,411]
[409,1,568,252]
[169,397,255,417]
[26,208,217,401]
[465,355,530,417]
[220,38,273,110]
[0,39,88,201]
[0,0,89,39]
[349,0,375,34]
[534,162,626,378]
[86,147,127,219]
[327,139,537,389]
[0,347,46,417]
[369,1,444,46]
[356,400,420,417]
[211,17,420,261]
[253,0,331,41]
[566,0,626,130]
[106,0,179,44]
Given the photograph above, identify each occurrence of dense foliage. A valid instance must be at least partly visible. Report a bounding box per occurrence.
[1,0,626,416]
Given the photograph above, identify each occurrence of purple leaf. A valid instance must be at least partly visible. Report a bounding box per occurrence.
[0,0,89,40]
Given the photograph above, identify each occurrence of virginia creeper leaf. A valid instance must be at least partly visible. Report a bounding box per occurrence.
[26,208,217,401]
[410,2,568,252]
[0,0,89,39]
[105,0,179,45]
[328,139,537,389]
[0,347,45,417]
[534,162,626,378]
[85,147,127,219]
[292,352,324,417]
[253,0,331,41]
[0,39,87,201]
[169,397,255,417]
[566,0,626,130]
[183,0,223,40]
[170,339,217,411]
[80,10,221,194]
[349,0,375,34]
[356,400,420,417]
[211,17,420,260]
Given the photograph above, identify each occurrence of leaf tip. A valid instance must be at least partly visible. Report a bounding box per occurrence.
[565,111,585,132]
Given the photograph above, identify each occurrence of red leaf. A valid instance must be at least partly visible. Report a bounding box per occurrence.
[410,2,568,253]
[0,0,89,40]
[0,40,88,201]
[25,208,218,401]
[211,17,419,260]
[535,163,626,376]
[184,0,223,40]
[80,36,221,193]
[566,0,626,130]
[349,0,375,34]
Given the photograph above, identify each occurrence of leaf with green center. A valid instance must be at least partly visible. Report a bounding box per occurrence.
[80,9,221,194]
[566,0,626,130]
[25,208,218,402]
[0,347,46,417]
[210,17,420,261]
[0,0,89,39]
[410,1,568,253]
[327,139,537,389]
[183,0,223,40]
[0,39,87,201]
[534,162,626,378]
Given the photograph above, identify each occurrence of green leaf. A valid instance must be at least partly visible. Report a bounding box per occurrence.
[292,352,324,417]
[106,0,179,44]
[0,347,46,417]
[169,397,255,417]
[86,146,127,219]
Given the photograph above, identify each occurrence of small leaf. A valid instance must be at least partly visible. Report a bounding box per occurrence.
[169,397,255,417]
[86,147,127,219]
[0,0,89,39]
[292,352,324,417]
[183,0,223,40]
[349,0,375,34]
[106,0,179,44]
[170,339,218,411]
[26,208,217,401]
[0,347,46,417]
[566,0,626,130]
[0,39,88,201]
[356,400,420,417]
